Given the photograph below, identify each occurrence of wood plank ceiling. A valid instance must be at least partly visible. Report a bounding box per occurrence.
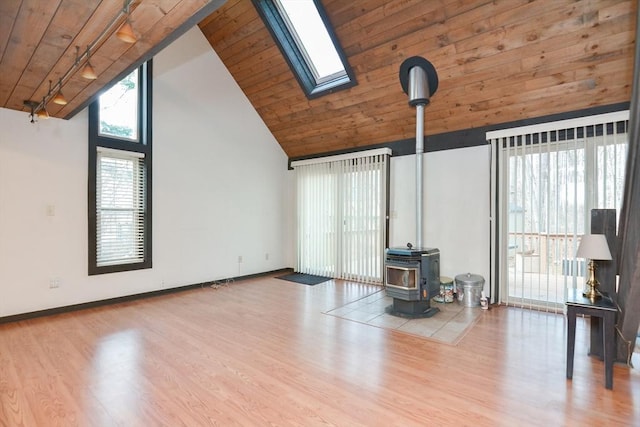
[0,0,225,121]
[200,0,637,158]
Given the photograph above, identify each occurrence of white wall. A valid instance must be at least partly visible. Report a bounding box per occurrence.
[0,26,492,317]
[389,145,491,294]
[0,27,290,317]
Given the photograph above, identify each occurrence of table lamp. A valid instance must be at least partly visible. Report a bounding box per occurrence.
[576,234,612,300]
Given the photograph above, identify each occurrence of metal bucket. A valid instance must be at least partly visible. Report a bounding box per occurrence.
[455,273,485,307]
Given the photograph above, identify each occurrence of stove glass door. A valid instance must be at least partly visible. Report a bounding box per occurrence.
[385,265,418,290]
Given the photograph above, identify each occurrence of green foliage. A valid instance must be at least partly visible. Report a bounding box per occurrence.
[100,121,133,138]
[119,75,136,91]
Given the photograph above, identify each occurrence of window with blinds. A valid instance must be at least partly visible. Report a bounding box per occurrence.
[88,61,151,275]
[488,110,629,310]
[96,149,146,266]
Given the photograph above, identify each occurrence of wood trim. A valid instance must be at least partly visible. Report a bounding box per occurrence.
[0,268,292,325]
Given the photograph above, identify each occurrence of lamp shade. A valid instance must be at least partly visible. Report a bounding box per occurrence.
[36,97,49,119]
[576,234,612,260]
[36,108,49,119]
[52,90,67,105]
[81,61,97,80]
[116,20,136,43]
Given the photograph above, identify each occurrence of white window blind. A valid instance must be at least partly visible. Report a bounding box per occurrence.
[96,147,146,267]
[292,148,390,283]
[488,111,629,310]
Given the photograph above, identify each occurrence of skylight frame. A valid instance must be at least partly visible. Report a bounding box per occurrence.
[253,0,356,99]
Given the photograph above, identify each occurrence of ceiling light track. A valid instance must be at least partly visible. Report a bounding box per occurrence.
[25,0,137,122]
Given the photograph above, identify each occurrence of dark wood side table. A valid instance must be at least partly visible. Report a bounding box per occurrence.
[566,289,617,389]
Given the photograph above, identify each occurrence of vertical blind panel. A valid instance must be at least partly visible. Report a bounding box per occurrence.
[340,154,386,283]
[296,161,336,278]
[492,114,628,311]
[295,152,387,283]
[97,152,146,266]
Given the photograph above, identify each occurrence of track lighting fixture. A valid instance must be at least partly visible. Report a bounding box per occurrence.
[52,79,68,105]
[52,90,67,105]
[36,96,49,119]
[81,46,98,80]
[117,0,137,43]
[116,19,136,43]
[26,0,136,122]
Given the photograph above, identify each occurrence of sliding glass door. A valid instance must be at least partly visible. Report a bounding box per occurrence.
[490,112,628,310]
[293,149,389,284]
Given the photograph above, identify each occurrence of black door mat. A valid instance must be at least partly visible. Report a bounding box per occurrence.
[276,273,332,286]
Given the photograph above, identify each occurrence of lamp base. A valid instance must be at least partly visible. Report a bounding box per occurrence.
[582,260,602,300]
[582,286,602,300]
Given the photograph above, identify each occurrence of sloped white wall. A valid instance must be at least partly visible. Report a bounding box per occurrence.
[0,27,289,317]
[389,145,491,294]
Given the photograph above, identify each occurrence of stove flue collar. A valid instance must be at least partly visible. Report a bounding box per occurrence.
[399,56,439,107]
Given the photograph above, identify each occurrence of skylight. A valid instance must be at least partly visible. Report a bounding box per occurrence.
[253,0,356,98]
[274,0,345,83]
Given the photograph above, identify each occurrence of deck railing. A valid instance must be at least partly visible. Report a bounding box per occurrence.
[508,232,585,276]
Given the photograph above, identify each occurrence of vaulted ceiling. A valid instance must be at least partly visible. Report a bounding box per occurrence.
[0,0,224,121]
[2,1,636,160]
[200,0,637,158]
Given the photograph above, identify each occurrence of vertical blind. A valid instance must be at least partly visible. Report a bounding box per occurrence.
[292,148,390,284]
[488,111,629,311]
[96,147,146,267]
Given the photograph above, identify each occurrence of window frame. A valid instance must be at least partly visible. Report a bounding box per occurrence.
[252,0,356,99]
[88,61,152,275]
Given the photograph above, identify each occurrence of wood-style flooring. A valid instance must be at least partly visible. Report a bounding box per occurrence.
[0,275,638,426]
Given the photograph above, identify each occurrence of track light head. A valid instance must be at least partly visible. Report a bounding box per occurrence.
[116,19,136,43]
[52,90,67,105]
[52,78,67,105]
[81,61,98,80]
[37,108,50,119]
[81,46,98,80]
[36,95,50,119]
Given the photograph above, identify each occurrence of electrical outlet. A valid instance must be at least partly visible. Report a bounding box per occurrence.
[49,278,60,288]
[265,253,269,261]
[238,255,243,263]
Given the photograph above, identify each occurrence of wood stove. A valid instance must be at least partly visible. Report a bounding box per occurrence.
[385,245,440,317]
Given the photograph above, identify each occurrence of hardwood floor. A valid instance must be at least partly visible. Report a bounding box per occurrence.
[0,275,638,426]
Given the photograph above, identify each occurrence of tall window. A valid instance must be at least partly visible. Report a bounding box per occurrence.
[291,149,389,283]
[489,111,628,310]
[88,62,152,275]
[253,0,356,98]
